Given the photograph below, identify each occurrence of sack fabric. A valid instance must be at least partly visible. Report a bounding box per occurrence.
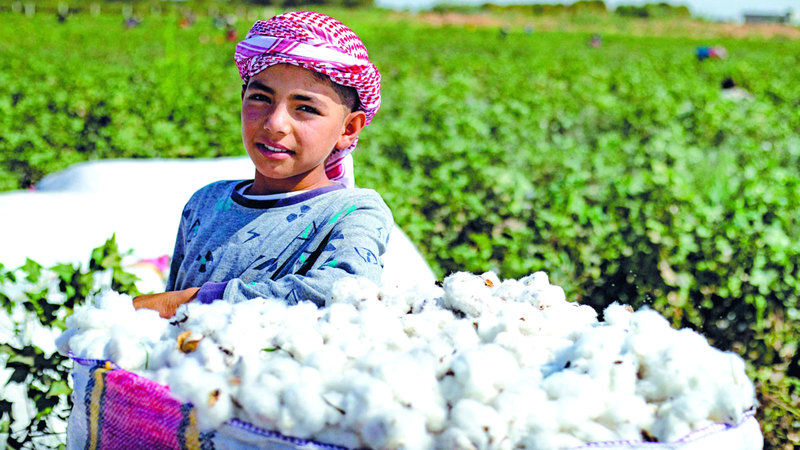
[67,357,344,449]
[67,357,762,449]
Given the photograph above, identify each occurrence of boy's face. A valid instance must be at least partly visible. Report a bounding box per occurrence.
[241,64,365,194]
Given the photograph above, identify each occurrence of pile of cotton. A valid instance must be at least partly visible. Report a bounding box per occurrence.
[57,271,757,449]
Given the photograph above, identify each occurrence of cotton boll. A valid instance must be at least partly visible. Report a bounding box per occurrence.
[706,352,756,424]
[66,328,112,359]
[493,382,548,443]
[441,318,480,350]
[372,351,447,432]
[274,324,323,362]
[335,371,396,430]
[262,352,303,381]
[328,276,380,307]
[278,369,328,438]
[595,392,654,438]
[519,397,560,437]
[145,339,180,371]
[362,407,432,449]
[128,307,170,342]
[493,333,553,373]
[517,272,567,310]
[64,306,115,333]
[93,290,135,315]
[562,325,627,379]
[650,403,694,443]
[55,328,77,356]
[495,301,544,336]
[710,384,749,425]
[447,399,509,449]
[519,271,550,289]
[542,371,606,423]
[541,304,598,339]
[189,338,230,373]
[357,303,410,351]
[181,301,232,336]
[571,421,620,444]
[323,303,359,329]
[635,329,710,402]
[404,308,456,341]
[305,347,348,375]
[105,328,148,370]
[237,372,283,430]
[446,345,519,403]
[376,282,432,314]
[520,431,584,450]
[492,278,525,302]
[441,272,498,318]
[167,358,234,430]
[627,307,672,337]
[602,303,633,328]
[479,271,501,288]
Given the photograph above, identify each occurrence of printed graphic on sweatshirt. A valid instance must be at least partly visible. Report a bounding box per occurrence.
[286,205,311,222]
[243,228,260,243]
[187,219,201,243]
[197,251,213,273]
[214,196,233,212]
[354,247,379,264]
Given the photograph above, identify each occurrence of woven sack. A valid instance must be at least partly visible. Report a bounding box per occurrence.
[67,357,762,449]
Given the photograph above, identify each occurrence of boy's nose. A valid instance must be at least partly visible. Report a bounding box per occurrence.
[263,105,290,135]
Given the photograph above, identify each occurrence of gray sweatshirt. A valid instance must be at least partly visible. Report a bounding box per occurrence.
[165,180,393,306]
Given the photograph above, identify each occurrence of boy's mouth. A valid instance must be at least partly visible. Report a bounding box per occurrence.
[256,143,294,155]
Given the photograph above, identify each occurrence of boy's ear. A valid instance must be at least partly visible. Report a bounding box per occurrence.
[336,110,367,151]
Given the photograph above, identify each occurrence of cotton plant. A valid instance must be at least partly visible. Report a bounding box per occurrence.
[57,271,757,448]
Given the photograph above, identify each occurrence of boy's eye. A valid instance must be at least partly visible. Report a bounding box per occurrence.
[298,105,320,115]
[248,93,270,102]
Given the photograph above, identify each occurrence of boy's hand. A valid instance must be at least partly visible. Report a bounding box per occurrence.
[133,287,200,318]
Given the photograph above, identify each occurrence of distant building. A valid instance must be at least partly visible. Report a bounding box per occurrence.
[743,9,796,24]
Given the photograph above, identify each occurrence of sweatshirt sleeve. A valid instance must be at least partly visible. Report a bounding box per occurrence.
[165,206,189,291]
[196,193,393,307]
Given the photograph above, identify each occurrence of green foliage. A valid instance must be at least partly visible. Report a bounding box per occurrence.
[0,8,799,447]
[615,3,691,19]
[0,236,141,448]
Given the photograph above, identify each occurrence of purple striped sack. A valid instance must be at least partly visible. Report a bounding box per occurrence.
[67,357,345,449]
[67,357,763,449]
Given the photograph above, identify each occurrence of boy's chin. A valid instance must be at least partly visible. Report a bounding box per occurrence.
[251,170,333,194]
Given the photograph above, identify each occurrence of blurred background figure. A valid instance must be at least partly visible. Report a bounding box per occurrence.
[720,77,753,101]
[124,15,141,28]
[589,34,603,48]
[696,45,727,61]
[56,3,68,23]
[224,14,238,42]
[179,9,195,29]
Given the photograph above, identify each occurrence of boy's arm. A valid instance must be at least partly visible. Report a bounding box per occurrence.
[133,287,199,318]
[197,197,392,307]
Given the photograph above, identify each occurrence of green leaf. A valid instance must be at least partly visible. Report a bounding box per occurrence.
[46,380,71,398]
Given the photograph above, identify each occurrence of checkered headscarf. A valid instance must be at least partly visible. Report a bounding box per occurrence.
[235,11,381,187]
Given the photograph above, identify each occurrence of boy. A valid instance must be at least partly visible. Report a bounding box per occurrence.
[134,11,392,318]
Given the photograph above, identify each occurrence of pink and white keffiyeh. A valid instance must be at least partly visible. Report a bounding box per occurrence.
[234,11,381,188]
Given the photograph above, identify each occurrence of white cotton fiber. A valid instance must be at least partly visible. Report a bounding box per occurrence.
[446,344,519,403]
[58,273,758,448]
[446,399,508,449]
[441,271,497,317]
